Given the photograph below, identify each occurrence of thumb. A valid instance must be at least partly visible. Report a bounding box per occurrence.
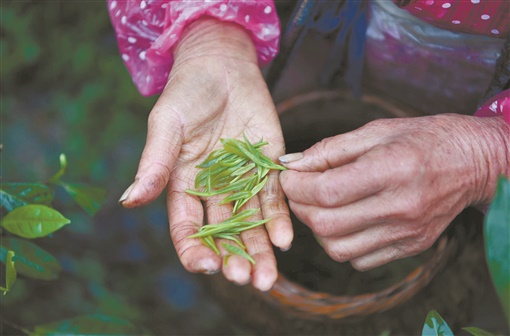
[278,129,378,172]
[119,95,183,208]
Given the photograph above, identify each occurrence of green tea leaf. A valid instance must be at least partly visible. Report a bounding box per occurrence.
[215,234,245,249]
[223,254,231,266]
[484,176,510,322]
[231,162,256,177]
[462,327,496,336]
[200,236,220,255]
[1,205,70,238]
[219,191,252,205]
[422,310,454,336]
[1,183,54,206]
[222,243,255,264]
[0,189,28,212]
[189,221,245,238]
[60,183,107,216]
[28,314,144,336]
[0,251,16,295]
[48,153,68,184]
[224,208,259,223]
[0,238,61,280]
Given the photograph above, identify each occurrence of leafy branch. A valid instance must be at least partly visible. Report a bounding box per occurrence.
[0,154,142,335]
[0,154,106,292]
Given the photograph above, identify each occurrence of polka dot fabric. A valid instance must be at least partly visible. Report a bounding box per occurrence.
[399,0,509,38]
[476,90,510,124]
[108,0,280,96]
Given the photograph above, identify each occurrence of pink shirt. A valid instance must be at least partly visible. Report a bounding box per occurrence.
[108,0,509,121]
[401,0,509,38]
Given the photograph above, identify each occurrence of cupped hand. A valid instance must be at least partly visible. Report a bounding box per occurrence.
[279,114,509,271]
[119,18,293,291]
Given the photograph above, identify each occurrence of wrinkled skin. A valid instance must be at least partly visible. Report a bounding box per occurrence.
[280,114,509,271]
[120,18,510,286]
[120,18,293,291]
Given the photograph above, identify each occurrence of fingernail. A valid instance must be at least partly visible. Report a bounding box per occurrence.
[204,269,220,275]
[280,244,292,252]
[278,152,304,164]
[118,180,137,205]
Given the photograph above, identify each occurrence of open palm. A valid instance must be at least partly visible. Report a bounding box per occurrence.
[120,20,292,291]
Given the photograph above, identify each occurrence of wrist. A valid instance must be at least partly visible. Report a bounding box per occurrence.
[173,17,258,66]
[462,116,510,207]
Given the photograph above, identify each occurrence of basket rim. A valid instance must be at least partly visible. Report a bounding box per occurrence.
[266,90,451,318]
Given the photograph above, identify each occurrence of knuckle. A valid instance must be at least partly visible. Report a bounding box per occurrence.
[364,118,392,132]
[394,148,423,179]
[308,137,335,169]
[413,233,436,253]
[398,196,425,221]
[142,173,167,195]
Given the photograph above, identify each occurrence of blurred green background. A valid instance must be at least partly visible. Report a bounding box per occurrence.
[1,1,237,334]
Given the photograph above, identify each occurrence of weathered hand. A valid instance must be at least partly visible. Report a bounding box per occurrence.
[119,18,292,291]
[279,114,509,271]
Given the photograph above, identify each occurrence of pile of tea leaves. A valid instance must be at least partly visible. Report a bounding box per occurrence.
[186,135,286,264]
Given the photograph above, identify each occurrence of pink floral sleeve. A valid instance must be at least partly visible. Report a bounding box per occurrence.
[475,90,510,125]
[108,0,280,96]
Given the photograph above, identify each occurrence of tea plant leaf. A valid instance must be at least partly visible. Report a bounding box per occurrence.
[0,189,28,212]
[219,191,252,205]
[215,234,245,249]
[0,251,16,295]
[1,183,54,206]
[223,254,232,266]
[0,238,61,280]
[28,314,144,335]
[48,153,68,184]
[484,176,510,322]
[222,243,255,264]
[231,162,256,176]
[422,310,454,336]
[187,137,285,261]
[1,204,70,238]
[462,327,496,336]
[60,183,107,216]
[200,236,220,255]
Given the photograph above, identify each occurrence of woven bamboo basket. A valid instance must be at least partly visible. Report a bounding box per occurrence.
[202,91,489,335]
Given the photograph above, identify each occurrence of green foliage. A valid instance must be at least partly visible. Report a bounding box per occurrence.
[0,251,17,295]
[462,327,496,336]
[0,238,61,280]
[484,176,510,323]
[422,310,454,336]
[1,205,71,239]
[0,190,28,212]
[1,183,54,206]
[59,183,107,216]
[0,154,134,333]
[27,314,146,336]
